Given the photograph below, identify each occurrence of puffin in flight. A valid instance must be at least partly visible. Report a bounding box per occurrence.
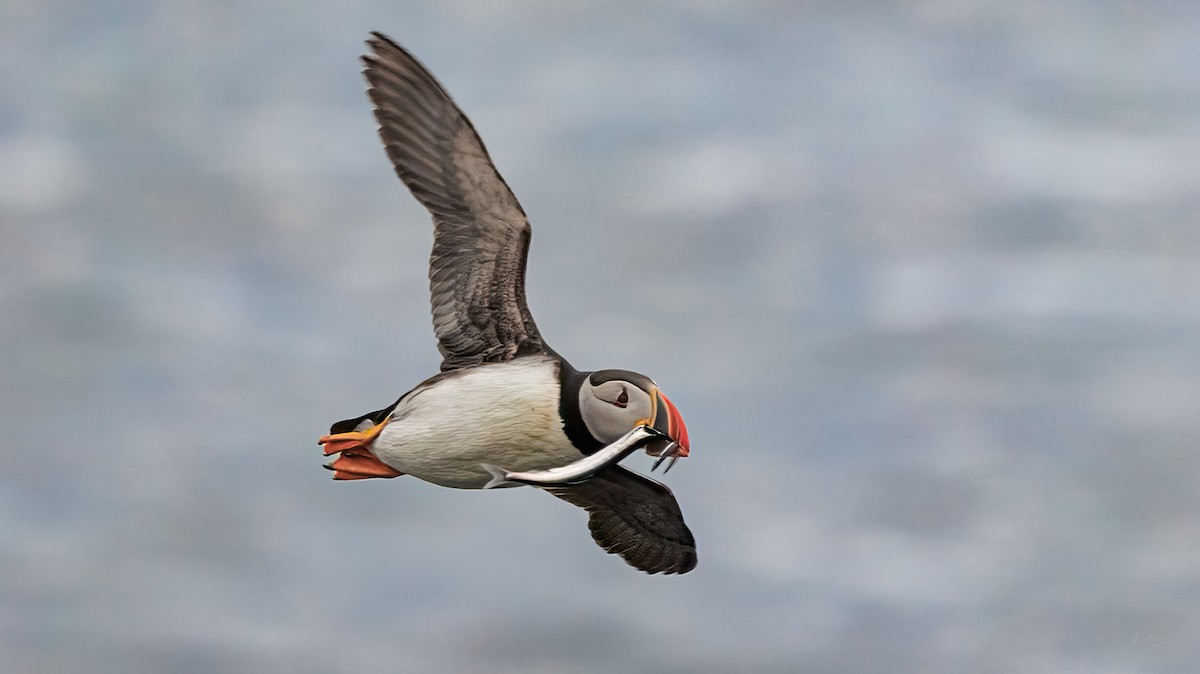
[318,33,696,575]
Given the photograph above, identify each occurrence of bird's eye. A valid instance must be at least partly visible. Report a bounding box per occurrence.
[615,389,629,408]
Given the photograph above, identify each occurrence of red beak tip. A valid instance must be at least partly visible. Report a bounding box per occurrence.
[656,389,690,459]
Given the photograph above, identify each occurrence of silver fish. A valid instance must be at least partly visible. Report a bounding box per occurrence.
[481,425,680,489]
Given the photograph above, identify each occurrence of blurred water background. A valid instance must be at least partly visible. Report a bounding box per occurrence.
[3,1,1199,672]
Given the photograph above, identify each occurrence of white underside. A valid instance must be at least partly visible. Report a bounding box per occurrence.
[371,355,581,489]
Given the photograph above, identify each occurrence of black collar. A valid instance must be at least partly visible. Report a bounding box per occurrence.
[553,353,602,456]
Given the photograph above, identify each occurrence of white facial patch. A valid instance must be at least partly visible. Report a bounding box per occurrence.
[578,378,653,444]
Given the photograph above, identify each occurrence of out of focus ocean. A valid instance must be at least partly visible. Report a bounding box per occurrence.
[3,2,1198,672]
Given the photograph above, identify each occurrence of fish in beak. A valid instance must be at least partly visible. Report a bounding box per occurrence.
[642,386,690,473]
[481,425,662,489]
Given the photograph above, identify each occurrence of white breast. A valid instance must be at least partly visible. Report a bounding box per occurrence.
[372,355,581,489]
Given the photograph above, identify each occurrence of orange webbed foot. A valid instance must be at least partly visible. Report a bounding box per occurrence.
[318,418,402,481]
[324,450,404,480]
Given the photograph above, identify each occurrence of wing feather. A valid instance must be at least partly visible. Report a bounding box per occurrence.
[363,33,546,370]
[546,466,698,575]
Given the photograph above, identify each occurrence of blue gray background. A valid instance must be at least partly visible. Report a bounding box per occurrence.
[3,2,1198,672]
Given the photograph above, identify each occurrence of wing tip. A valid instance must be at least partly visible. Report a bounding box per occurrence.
[361,31,402,76]
[364,31,423,70]
[366,30,401,52]
[590,517,698,575]
[631,547,698,576]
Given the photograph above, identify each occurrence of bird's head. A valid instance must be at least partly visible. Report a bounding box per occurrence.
[578,369,690,462]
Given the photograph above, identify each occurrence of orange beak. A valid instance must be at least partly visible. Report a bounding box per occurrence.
[647,387,690,458]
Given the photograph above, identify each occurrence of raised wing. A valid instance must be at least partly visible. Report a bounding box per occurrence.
[546,466,698,574]
[363,33,546,371]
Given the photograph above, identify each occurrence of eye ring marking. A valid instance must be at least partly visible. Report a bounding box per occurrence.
[590,383,630,408]
[615,389,629,408]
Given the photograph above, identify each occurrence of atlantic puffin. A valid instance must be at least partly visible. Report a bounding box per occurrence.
[318,33,696,575]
